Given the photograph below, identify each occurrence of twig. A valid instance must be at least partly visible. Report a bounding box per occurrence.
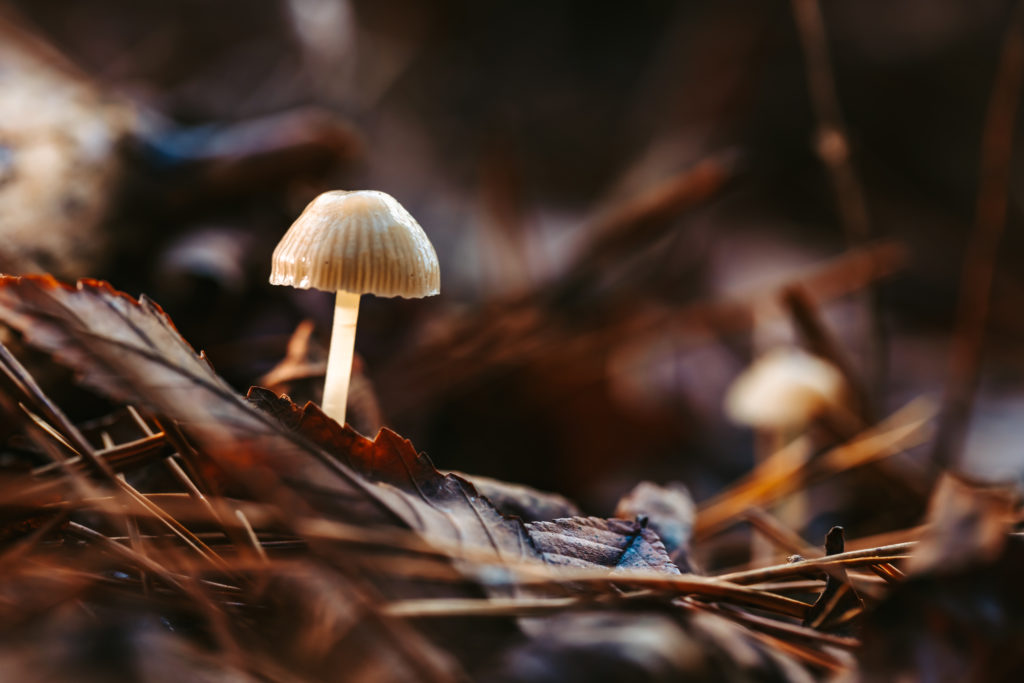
[803,526,862,628]
[31,432,168,476]
[790,0,885,399]
[743,507,817,558]
[782,285,871,422]
[716,542,915,585]
[0,342,118,482]
[933,0,1024,469]
[711,603,860,650]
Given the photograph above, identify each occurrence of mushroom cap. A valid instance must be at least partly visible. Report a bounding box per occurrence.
[269,190,440,298]
[724,347,845,430]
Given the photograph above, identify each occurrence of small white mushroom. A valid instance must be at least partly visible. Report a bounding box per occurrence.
[270,190,439,425]
[724,347,846,431]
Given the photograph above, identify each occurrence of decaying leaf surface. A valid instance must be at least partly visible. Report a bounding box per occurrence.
[448,472,581,522]
[525,516,679,573]
[0,275,683,577]
[614,481,696,571]
[855,478,1024,681]
[250,388,684,574]
[247,387,540,565]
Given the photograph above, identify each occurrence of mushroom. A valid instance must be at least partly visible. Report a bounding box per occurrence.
[724,346,846,432]
[269,190,440,425]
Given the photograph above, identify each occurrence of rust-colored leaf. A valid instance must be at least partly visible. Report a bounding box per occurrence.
[0,275,406,528]
[0,276,680,577]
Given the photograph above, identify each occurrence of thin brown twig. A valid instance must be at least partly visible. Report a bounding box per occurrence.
[934,0,1024,469]
[31,432,168,476]
[743,507,817,558]
[0,342,118,482]
[782,285,871,422]
[790,0,885,399]
[716,542,915,585]
[710,603,860,650]
[753,630,846,673]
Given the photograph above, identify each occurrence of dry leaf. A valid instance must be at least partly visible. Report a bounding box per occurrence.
[0,275,405,528]
[525,516,679,573]
[0,275,685,578]
[448,472,580,522]
[615,481,695,571]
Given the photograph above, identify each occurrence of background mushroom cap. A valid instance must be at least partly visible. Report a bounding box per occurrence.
[269,190,440,298]
[724,347,846,430]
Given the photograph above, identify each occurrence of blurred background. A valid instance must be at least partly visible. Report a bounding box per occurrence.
[2,0,1023,548]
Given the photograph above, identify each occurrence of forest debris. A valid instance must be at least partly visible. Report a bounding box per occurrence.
[449,473,580,522]
[904,474,1017,575]
[858,537,1024,682]
[801,526,863,629]
[1,272,1021,681]
[486,610,815,683]
[695,397,934,538]
[526,517,678,573]
[614,481,696,571]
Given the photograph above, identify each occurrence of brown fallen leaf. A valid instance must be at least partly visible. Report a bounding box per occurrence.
[615,481,696,572]
[250,388,681,574]
[0,275,683,578]
[0,275,406,530]
[246,388,539,565]
[447,472,580,523]
[525,517,678,574]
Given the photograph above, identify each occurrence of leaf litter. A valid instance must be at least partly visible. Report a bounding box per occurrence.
[0,273,1021,681]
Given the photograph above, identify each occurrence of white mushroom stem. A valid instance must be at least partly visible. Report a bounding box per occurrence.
[322,290,361,425]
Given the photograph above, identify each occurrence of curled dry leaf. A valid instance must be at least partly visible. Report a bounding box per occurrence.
[250,389,682,574]
[0,275,406,529]
[0,275,685,578]
[246,387,538,566]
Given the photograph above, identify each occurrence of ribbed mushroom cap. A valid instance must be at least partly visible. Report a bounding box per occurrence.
[270,190,440,298]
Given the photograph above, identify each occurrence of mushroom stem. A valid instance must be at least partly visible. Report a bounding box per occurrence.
[323,290,361,425]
